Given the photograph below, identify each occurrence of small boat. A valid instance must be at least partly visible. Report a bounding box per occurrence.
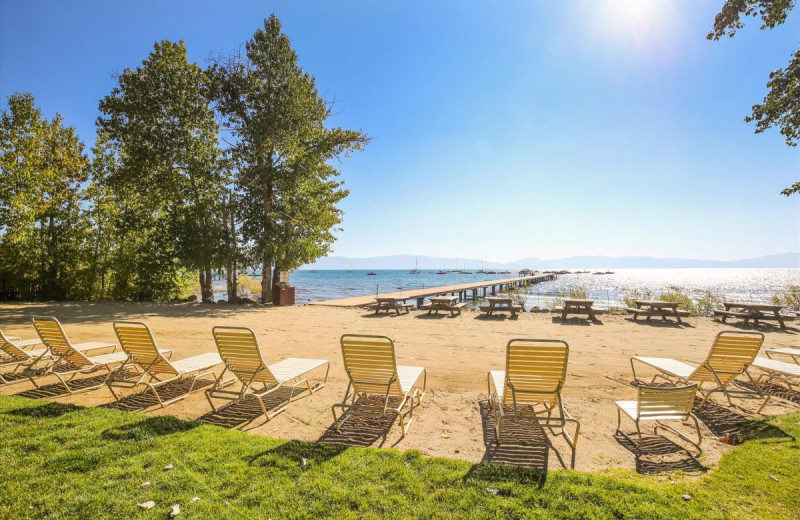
[409,257,420,274]
[436,270,447,275]
[366,271,377,276]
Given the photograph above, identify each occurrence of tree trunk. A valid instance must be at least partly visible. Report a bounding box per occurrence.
[200,267,214,303]
[260,257,272,304]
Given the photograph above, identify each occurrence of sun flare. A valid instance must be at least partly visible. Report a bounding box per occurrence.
[588,0,676,58]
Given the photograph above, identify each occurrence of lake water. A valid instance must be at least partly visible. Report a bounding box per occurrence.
[215,268,799,308]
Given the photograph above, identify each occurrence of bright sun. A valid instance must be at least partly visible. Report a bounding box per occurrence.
[588,0,675,58]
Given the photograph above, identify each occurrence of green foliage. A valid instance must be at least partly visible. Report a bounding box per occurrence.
[708,0,799,195]
[236,273,262,299]
[98,40,226,302]
[210,15,369,296]
[658,285,697,314]
[772,285,800,311]
[1,15,366,303]
[1,395,799,519]
[695,290,723,317]
[0,93,93,300]
[621,288,653,308]
[548,286,587,309]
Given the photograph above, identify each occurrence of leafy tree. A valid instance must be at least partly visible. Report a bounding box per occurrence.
[709,1,799,195]
[98,40,226,302]
[0,93,92,300]
[211,15,369,302]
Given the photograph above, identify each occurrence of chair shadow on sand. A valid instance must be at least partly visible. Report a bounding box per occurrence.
[461,401,555,487]
[100,377,215,413]
[692,397,795,445]
[317,396,402,448]
[13,372,112,399]
[613,430,706,475]
[199,386,309,431]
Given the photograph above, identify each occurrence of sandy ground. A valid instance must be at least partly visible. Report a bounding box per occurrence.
[1,301,798,475]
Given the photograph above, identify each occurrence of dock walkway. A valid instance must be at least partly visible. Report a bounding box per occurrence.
[307,274,556,308]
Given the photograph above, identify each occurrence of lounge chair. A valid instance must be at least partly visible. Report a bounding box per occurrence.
[487,338,580,468]
[205,326,329,422]
[751,357,800,394]
[766,347,800,364]
[106,321,221,407]
[0,329,47,384]
[332,334,426,437]
[631,331,767,411]
[615,384,702,453]
[28,316,127,394]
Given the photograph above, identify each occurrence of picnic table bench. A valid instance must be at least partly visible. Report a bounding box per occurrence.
[625,300,690,324]
[419,295,467,316]
[370,297,415,315]
[714,302,796,330]
[480,296,523,317]
[556,299,605,321]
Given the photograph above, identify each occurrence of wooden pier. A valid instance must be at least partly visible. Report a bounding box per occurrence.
[307,273,556,308]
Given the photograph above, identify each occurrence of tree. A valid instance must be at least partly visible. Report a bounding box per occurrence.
[0,93,92,300]
[709,0,799,195]
[211,15,369,302]
[98,40,226,301]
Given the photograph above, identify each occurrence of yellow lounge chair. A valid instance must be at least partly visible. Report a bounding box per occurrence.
[0,329,47,384]
[106,321,221,407]
[487,338,581,468]
[206,326,329,422]
[631,331,767,411]
[332,334,426,437]
[29,316,127,394]
[615,384,701,453]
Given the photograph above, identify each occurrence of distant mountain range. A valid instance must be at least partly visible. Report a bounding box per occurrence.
[304,252,800,270]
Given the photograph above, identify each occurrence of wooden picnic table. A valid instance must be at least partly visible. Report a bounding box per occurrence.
[373,297,414,315]
[480,296,523,317]
[714,302,795,330]
[560,299,604,321]
[625,300,690,324]
[421,295,467,316]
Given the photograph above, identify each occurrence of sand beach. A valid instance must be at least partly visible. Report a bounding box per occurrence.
[2,301,797,473]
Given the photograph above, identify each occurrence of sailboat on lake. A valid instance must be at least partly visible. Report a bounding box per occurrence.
[409,257,420,274]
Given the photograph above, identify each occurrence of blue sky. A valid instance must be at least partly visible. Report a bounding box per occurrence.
[2,0,798,262]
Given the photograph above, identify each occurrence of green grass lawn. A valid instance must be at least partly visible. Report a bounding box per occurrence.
[0,395,798,519]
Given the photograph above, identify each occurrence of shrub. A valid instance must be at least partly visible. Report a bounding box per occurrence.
[237,274,262,299]
[695,290,722,317]
[548,285,587,309]
[772,285,800,312]
[659,285,697,314]
[621,288,653,308]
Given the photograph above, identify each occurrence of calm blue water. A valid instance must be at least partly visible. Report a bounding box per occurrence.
[215,268,800,308]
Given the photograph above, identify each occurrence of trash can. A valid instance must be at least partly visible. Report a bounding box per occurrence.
[272,283,295,306]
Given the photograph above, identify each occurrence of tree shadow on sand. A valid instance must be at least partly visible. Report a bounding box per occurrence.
[613,430,705,475]
[0,301,274,326]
